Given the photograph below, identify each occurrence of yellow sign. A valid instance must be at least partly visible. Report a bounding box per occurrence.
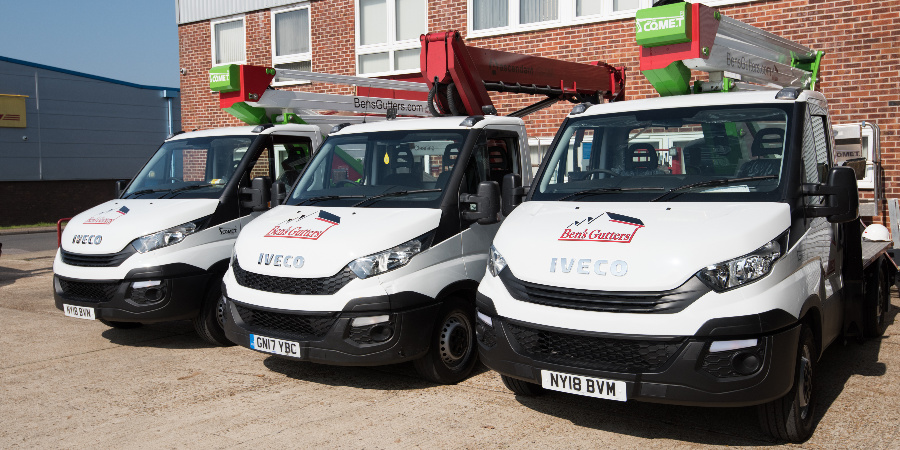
[0,94,27,128]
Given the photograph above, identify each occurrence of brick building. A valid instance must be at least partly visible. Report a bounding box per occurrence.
[176,0,900,223]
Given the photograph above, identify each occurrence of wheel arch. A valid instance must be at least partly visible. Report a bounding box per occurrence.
[799,295,824,360]
[435,279,480,305]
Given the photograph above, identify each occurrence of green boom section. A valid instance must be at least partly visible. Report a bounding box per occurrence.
[793,50,824,90]
[209,65,241,92]
[643,61,692,96]
[223,102,271,125]
[335,147,364,177]
[635,2,692,47]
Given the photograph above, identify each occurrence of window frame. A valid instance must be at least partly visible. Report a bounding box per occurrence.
[354,0,428,77]
[210,15,246,67]
[467,0,758,39]
[270,3,313,86]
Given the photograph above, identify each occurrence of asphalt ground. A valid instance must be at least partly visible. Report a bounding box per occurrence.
[1,246,898,448]
[0,230,59,255]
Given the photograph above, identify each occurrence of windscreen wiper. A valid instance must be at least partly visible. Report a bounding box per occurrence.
[124,188,172,198]
[163,183,215,198]
[557,187,664,201]
[353,189,442,207]
[649,176,777,202]
[298,194,366,205]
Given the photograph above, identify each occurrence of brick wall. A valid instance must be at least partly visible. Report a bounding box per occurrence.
[178,0,900,222]
[182,149,208,182]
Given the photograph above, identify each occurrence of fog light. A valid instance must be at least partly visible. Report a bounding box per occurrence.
[369,324,393,342]
[351,315,389,327]
[130,280,166,305]
[476,311,493,327]
[709,338,757,353]
[732,351,762,375]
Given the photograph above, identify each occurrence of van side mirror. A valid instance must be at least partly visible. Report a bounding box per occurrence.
[241,177,272,211]
[271,181,287,206]
[501,173,527,216]
[115,180,129,198]
[460,181,500,224]
[804,166,859,223]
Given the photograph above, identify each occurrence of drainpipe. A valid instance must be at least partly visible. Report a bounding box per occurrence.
[161,89,179,136]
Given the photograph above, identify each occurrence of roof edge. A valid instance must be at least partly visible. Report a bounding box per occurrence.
[0,55,179,92]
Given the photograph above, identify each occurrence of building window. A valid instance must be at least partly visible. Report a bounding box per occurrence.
[271,4,312,84]
[469,0,754,37]
[356,0,427,76]
[211,16,245,66]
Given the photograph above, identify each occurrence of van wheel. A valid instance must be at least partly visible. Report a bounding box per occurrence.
[99,319,142,329]
[757,325,817,443]
[501,374,543,396]
[414,297,477,384]
[863,264,890,338]
[193,282,234,346]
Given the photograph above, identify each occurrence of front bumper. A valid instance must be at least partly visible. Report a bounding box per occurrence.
[53,264,212,323]
[223,293,441,366]
[477,308,801,407]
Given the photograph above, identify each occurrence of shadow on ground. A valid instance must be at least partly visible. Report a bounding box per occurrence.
[262,354,490,391]
[100,320,220,350]
[0,264,53,288]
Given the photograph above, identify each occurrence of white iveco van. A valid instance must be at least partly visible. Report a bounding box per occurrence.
[475,90,893,441]
[54,124,322,345]
[221,115,530,383]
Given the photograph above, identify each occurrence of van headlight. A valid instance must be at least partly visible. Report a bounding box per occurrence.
[348,231,434,279]
[131,218,206,253]
[696,232,787,292]
[488,245,507,277]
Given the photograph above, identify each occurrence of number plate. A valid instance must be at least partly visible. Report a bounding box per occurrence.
[249,334,301,358]
[63,304,96,320]
[541,369,627,401]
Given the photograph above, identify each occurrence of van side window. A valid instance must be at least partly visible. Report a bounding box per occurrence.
[273,135,313,186]
[462,130,519,194]
[802,113,830,204]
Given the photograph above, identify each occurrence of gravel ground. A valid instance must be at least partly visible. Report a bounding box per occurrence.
[1,249,898,449]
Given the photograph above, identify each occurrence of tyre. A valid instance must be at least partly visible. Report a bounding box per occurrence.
[501,374,543,396]
[863,264,890,338]
[757,325,818,443]
[192,282,235,346]
[414,297,477,384]
[99,319,142,329]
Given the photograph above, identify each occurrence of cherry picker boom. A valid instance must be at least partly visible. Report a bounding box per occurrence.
[209,31,626,124]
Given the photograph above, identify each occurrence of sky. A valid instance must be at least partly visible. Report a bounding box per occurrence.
[0,0,180,88]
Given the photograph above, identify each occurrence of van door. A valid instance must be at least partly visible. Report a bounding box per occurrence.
[800,103,842,342]
[460,128,521,278]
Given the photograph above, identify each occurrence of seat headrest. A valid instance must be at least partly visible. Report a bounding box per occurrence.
[625,143,659,170]
[751,128,785,157]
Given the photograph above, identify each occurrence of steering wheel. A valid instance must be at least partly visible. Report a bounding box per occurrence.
[584,169,620,180]
[334,179,360,187]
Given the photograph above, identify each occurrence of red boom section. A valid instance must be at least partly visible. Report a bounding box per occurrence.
[420,31,625,116]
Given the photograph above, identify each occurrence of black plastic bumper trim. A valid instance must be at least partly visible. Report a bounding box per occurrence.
[224,293,442,366]
[53,267,213,322]
[478,312,801,407]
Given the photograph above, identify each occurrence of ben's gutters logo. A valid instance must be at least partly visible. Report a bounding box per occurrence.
[636,11,685,33]
[726,52,780,79]
[84,206,130,225]
[264,210,341,240]
[354,98,424,113]
[558,212,644,243]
